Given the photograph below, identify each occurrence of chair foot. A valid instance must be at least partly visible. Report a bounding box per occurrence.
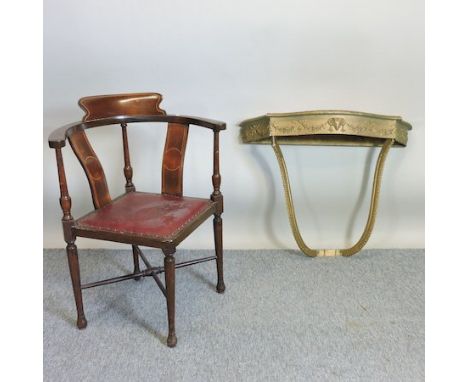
[77,315,87,329]
[167,334,177,348]
[133,275,142,281]
[216,282,226,294]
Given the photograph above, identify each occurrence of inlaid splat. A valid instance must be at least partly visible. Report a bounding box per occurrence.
[68,128,111,209]
[162,123,189,196]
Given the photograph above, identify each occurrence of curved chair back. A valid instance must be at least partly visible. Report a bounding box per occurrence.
[67,93,189,209]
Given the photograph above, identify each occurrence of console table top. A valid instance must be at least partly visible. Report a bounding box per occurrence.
[239,110,412,147]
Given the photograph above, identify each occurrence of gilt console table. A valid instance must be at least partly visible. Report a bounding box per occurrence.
[239,110,411,257]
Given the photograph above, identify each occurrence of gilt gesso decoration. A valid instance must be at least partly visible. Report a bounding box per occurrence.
[240,110,411,257]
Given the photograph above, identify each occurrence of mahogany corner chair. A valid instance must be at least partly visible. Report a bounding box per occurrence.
[48,93,226,347]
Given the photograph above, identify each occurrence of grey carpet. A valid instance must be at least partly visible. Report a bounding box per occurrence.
[43,249,424,381]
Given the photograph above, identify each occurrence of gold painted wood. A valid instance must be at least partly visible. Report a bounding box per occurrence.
[240,110,411,147]
[272,137,393,257]
[239,110,412,257]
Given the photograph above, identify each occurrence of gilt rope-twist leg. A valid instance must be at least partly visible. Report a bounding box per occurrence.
[271,137,394,257]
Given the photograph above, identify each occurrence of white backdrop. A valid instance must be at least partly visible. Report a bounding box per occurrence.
[43,0,424,249]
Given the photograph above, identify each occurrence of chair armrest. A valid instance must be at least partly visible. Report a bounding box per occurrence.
[48,115,226,149]
[48,121,81,149]
[177,115,226,131]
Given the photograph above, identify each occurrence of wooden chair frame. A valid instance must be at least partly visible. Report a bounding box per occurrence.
[48,93,226,347]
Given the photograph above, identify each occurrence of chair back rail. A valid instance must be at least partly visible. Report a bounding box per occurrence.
[79,93,166,121]
[64,93,194,209]
[77,93,166,204]
[48,115,225,149]
[65,93,195,207]
[49,93,226,213]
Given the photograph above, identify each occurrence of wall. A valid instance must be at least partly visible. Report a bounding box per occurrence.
[44,0,424,249]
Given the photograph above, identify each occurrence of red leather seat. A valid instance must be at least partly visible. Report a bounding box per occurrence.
[76,192,215,241]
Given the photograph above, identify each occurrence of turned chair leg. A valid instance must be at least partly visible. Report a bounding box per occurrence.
[163,249,177,348]
[214,214,225,293]
[131,245,142,281]
[66,242,87,329]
